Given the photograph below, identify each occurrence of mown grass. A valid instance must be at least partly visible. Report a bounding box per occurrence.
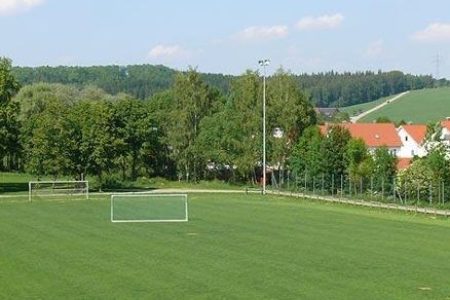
[359,87,450,123]
[1,193,450,299]
[341,95,394,116]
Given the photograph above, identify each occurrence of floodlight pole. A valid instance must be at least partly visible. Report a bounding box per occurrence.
[259,59,270,195]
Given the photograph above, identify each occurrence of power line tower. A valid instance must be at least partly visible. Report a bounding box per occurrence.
[433,53,441,80]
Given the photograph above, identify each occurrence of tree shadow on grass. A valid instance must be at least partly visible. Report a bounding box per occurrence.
[0,182,29,194]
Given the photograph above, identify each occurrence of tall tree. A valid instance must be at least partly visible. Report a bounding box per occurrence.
[267,68,316,183]
[0,58,21,170]
[372,146,397,191]
[290,126,324,177]
[165,68,215,181]
[321,125,351,180]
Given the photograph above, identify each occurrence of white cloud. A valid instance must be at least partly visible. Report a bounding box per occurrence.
[235,25,288,41]
[0,0,44,15]
[296,13,344,31]
[365,39,384,58]
[147,44,189,60]
[412,23,450,42]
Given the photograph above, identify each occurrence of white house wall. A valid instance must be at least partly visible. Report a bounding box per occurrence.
[397,128,427,158]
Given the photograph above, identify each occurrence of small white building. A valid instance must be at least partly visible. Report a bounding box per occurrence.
[440,119,450,141]
[397,125,428,158]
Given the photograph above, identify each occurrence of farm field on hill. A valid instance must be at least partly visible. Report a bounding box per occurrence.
[359,87,450,123]
[1,193,450,299]
[341,94,395,116]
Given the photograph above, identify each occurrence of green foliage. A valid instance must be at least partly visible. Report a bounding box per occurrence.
[12,64,445,107]
[372,147,397,189]
[345,138,372,182]
[267,68,316,174]
[375,116,392,123]
[321,125,352,179]
[0,57,20,105]
[290,126,324,177]
[297,70,441,107]
[0,58,21,171]
[425,145,450,183]
[164,68,218,181]
[397,159,433,200]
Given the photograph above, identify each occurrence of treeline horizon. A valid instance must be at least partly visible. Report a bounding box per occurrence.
[3,57,450,197]
[1,57,317,187]
[12,64,448,108]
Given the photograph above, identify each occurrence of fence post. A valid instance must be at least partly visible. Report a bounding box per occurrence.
[340,174,343,201]
[393,177,396,203]
[417,184,420,205]
[405,182,408,205]
[382,178,385,202]
[360,177,363,196]
[370,176,373,202]
[287,170,290,192]
[349,177,352,198]
[313,176,315,195]
[332,174,335,198]
[443,181,445,205]
[322,174,325,196]
[429,183,432,205]
[304,172,307,197]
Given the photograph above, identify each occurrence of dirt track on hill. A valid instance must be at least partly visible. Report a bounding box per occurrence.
[350,91,410,123]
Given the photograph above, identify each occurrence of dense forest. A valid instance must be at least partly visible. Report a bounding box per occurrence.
[296,70,444,107]
[12,65,447,108]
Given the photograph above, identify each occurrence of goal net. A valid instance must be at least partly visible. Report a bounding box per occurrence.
[29,180,89,202]
[111,193,188,223]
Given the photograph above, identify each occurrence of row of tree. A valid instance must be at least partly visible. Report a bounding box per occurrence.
[1,57,317,186]
[290,125,397,191]
[13,65,445,108]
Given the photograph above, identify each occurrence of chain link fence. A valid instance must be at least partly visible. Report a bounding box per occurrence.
[270,171,450,210]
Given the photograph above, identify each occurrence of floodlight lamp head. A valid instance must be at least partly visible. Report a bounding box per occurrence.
[258,59,270,66]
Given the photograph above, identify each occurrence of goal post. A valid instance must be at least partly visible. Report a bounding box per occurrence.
[111,193,188,223]
[28,180,89,202]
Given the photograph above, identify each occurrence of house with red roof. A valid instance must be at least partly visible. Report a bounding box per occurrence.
[319,123,402,156]
[397,124,428,158]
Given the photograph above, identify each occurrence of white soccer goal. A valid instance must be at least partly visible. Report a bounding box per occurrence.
[111,193,188,223]
[28,180,89,202]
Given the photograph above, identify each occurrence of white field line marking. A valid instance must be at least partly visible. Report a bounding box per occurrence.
[3,187,447,217]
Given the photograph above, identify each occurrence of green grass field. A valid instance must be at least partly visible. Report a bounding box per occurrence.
[359,87,450,123]
[341,95,394,116]
[1,193,450,299]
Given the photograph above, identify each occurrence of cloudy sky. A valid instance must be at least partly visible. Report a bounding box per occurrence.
[1,0,450,78]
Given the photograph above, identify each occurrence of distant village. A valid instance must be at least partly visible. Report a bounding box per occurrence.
[316,107,450,170]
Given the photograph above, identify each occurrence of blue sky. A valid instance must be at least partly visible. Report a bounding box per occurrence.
[1,0,450,78]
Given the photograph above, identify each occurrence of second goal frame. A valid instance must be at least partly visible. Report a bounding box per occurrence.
[110,193,189,223]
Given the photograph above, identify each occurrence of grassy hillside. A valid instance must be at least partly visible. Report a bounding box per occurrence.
[1,193,450,299]
[341,94,396,116]
[359,87,450,123]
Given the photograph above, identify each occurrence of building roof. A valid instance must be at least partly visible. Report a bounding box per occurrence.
[319,125,327,136]
[397,158,412,170]
[320,123,402,148]
[315,107,340,117]
[441,120,450,131]
[401,124,427,145]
